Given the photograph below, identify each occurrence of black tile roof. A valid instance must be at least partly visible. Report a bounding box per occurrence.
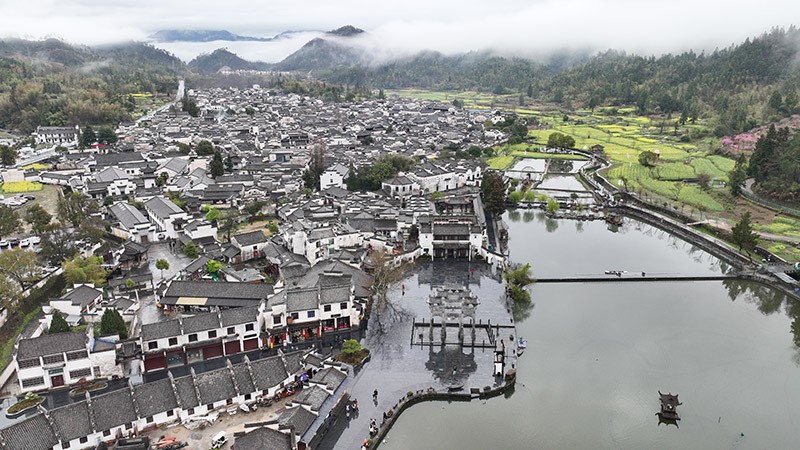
[232,364,255,395]
[285,288,318,312]
[16,330,85,360]
[220,306,259,327]
[234,427,293,450]
[283,351,304,375]
[0,413,58,450]
[311,367,346,391]
[90,388,138,432]
[278,406,317,436]
[195,367,237,405]
[182,312,221,334]
[133,378,178,418]
[60,285,102,308]
[49,400,93,443]
[292,385,330,411]
[140,319,182,342]
[163,281,273,301]
[233,230,269,247]
[173,375,199,409]
[250,356,288,391]
[319,285,350,305]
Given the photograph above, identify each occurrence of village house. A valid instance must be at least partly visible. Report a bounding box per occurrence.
[144,196,191,240]
[108,202,157,244]
[34,125,80,146]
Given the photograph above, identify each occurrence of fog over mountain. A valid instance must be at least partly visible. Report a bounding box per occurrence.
[2,0,799,61]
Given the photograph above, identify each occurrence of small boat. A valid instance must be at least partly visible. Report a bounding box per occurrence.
[656,391,682,423]
[516,337,527,349]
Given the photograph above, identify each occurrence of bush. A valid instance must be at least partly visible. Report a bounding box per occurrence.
[342,339,361,355]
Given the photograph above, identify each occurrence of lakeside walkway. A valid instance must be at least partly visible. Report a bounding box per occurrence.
[535,274,734,283]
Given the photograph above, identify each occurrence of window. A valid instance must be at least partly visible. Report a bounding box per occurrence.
[245,323,254,332]
[168,337,178,346]
[67,350,87,361]
[80,437,88,444]
[340,302,348,310]
[125,423,133,430]
[208,330,217,339]
[272,316,281,325]
[323,305,331,312]
[69,368,91,379]
[42,354,64,365]
[21,377,44,388]
[63,442,70,449]
[103,430,111,437]
[94,366,101,376]
[307,311,315,319]
[244,394,252,401]
[18,358,39,369]
[227,327,235,335]
[187,408,194,416]
[188,334,198,342]
[146,416,154,423]
[290,312,299,320]
[148,341,158,350]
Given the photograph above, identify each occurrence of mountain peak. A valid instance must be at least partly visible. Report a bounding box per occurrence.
[327,25,365,37]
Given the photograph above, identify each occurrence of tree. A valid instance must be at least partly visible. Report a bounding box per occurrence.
[225,155,234,172]
[302,140,327,191]
[481,170,506,216]
[731,212,759,258]
[0,276,22,311]
[182,93,199,117]
[155,259,170,279]
[452,98,464,109]
[195,140,214,156]
[697,172,711,191]
[367,248,408,316]
[81,126,96,148]
[95,126,117,145]
[40,225,78,265]
[0,249,40,290]
[0,205,21,239]
[25,205,51,234]
[205,207,221,224]
[430,191,444,201]
[267,223,279,234]
[527,83,534,98]
[49,310,71,334]
[177,142,191,154]
[58,192,98,228]
[408,224,419,242]
[729,154,748,197]
[547,132,575,149]
[155,172,169,187]
[207,259,222,275]
[125,278,135,290]
[99,309,128,339]
[209,151,225,178]
[342,339,362,355]
[184,241,198,259]
[62,255,108,287]
[0,145,17,166]
[638,150,658,167]
[546,197,560,214]
[768,91,783,111]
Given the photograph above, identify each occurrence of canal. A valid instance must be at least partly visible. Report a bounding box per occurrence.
[381,211,800,449]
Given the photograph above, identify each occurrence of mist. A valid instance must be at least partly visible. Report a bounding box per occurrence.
[1,0,798,61]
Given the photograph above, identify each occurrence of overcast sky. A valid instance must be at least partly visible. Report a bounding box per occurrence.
[2,0,798,60]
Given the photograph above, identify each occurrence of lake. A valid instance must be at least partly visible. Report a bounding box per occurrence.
[381,211,800,449]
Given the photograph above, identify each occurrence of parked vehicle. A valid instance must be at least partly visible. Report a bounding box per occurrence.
[113,437,150,450]
[0,240,8,249]
[211,431,228,448]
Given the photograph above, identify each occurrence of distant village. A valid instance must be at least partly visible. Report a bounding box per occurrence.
[0,86,511,450]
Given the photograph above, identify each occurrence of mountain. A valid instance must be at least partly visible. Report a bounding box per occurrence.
[273,25,366,72]
[327,25,365,37]
[188,48,270,73]
[0,38,93,68]
[150,29,275,42]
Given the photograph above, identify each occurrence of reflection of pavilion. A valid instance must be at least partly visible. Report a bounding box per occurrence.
[424,345,478,384]
[416,261,485,288]
[412,284,502,349]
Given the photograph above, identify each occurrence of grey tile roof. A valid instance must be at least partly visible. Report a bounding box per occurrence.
[195,367,237,404]
[140,319,182,342]
[145,196,184,219]
[173,375,199,409]
[16,330,85,360]
[283,351,304,375]
[220,305,259,327]
[293,385,330,411]
[278,406,316,436]
[319,285,350,305]
[90,388,138,432]
[311,367,346,391]
[231,364,255,395]
[163,281,273,301]
[60,285,102,308]
[234,427,293,450]
[49,401,93,443]
[250,356,288,391]
[285,288,318,312]
[109,202,149,229]
[133,378,178,418]
[233,230,268,247]
[183,256,211,274]
[182,312,221,334]
[0,413,58,450]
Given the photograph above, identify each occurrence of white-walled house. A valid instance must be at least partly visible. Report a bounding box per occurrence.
[43,284,102,328]
[14,330,120,394]
[108,202,157,244]
[320,163,350,190]
[144,196,191,240]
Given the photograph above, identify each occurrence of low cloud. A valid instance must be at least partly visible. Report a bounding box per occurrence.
[1,0,797,61]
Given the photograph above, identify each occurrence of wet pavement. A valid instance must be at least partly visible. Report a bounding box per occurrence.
[138,243,192,326]
[317,261,515,450]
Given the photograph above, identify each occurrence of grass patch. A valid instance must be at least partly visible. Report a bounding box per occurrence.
[7,393,44,415]
[486,155,515,170]
[509,150,587,160]
[0,181,43,193]
[21,163,49,171]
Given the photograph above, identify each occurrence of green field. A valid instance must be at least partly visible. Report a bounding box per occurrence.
[0,181,44,193]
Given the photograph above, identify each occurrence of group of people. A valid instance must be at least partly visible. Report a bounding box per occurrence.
[345,398,360,418]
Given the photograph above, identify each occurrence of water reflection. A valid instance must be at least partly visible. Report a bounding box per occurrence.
[522,211,534,223]
[424,346,478,384]
[545,218,559,233]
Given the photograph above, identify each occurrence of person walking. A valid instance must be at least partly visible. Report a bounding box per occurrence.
[373,389,378,401]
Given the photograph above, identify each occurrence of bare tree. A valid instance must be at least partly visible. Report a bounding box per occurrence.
[366,248,413,338]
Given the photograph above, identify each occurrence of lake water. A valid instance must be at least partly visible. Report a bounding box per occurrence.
[381,211,800,449]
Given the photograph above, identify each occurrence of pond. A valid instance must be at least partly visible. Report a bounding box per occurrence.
[381,211,800,449]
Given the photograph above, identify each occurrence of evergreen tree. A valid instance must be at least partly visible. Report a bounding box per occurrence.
[210,151,224,178]
[184,241,198,259]
[155,258,170,279]
[96,126,118,145]
[729,154,748,197]
[195,140,214,156]
[99,309,128,339]
[81,126,96,148]
[0,145,17,166]
[731,212,759,258]
[481,170,507,216]
[25,204,51,234]
[49,310,71,334]
[0,205,21,239]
